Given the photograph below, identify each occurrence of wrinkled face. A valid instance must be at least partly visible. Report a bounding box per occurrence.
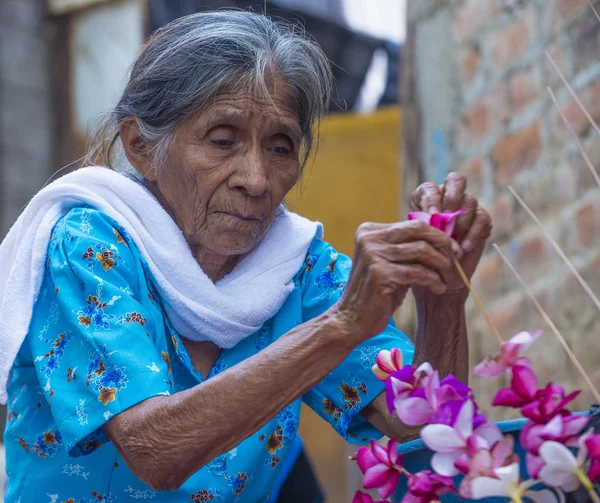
[151,80,302,256]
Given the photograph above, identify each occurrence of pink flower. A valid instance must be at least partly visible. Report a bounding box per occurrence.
[400,470,454,503]
[457,435,520,498]
[386,363,477,428]
[421,400,503,477]
[521,383,580,424]
[356,439,403,499]
[520,414,591,478]
[372,348,404,382]
[585,433,600,482]
[351,491,386,503]
[492,365,538,408]
[408,209,466,238]
[473,330,543,378]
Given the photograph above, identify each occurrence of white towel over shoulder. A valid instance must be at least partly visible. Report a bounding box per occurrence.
[0,167,322,403]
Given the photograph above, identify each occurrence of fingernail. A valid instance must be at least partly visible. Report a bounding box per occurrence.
[462,240,473,252]
[434,284,447,295]
[451,241,462,257]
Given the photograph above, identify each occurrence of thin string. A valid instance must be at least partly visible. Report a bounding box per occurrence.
[547,86,600,189]
[453,259,503,345]
[508,186,600,314]
[545,50,600,138]
[494,244,600,403]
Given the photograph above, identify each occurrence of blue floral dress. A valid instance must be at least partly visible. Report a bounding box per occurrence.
[4,208,414,503]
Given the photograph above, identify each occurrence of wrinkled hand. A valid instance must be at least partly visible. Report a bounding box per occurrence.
[410,172,492,293]
[336,219,461,342]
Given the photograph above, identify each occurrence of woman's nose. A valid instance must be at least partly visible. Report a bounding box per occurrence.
[229,149,270,197]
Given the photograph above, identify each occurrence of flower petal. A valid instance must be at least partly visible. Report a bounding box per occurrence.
[474,423,503,448]
[396,396,433,426]
[363,464,393,490]
[539,441,577,468]
[471,476,509,498]
[512,365,538,399]
[376,350,395,374]
[391,348,404,370]
[421,424,464,453]
[357,446,379,473]
[494,462,521,485]
[377,469,400,499]
[454,400,474,439]
[473,355,508,378]
[526,452,546,479]
[586,434,600,458]
[372,364,390,382]
[431,451,461,477]
[407,212,432,225]
[493,387,530,408]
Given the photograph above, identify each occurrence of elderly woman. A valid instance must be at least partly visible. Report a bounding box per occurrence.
[0,10,491,503]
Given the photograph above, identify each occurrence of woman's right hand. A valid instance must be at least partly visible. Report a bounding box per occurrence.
[335,220,460,343]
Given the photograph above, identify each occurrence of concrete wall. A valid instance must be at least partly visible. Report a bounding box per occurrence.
[0,0,55,236]
[404,0,600,420]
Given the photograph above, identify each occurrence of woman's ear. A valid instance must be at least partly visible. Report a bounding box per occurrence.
[119,117,157,182]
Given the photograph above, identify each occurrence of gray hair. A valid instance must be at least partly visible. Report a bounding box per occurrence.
[84,10,333,175]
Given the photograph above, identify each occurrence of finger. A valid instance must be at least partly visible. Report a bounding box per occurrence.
[380,220,461,257]
[391,263,447,295]
[461,207,492,252]
[441,172,467,212]
[376,241,453,274]
[454,193,478,242]
[411,182,443,214]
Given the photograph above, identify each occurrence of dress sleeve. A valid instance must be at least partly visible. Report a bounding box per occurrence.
[299,239,415,444]
[27,208,172,457]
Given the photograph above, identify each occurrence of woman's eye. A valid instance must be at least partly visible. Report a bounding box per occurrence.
[273,146,291,155]
[212,139,234,147]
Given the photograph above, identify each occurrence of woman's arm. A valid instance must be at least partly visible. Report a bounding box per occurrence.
[104,309,355,490]
[104,220,457,490]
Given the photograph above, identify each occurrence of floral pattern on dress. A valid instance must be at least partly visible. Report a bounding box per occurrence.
[6,207,414,503]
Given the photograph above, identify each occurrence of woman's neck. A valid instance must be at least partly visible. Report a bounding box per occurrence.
[189,247,241,283]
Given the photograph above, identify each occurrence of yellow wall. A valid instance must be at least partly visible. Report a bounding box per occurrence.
[287,105,402,258]
[292,106,402,503]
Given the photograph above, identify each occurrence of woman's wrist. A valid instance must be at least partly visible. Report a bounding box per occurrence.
[412,285,470,308]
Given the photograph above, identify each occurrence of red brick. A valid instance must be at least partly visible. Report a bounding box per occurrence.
[491,192,514,238]
[492,121,543,183]
[474,254,502,296]
[510,68,541,112]
[577,202,598,247]
[556,79,600,134]
[493,10,536,69]
[458,83,509,148]
[460,43,482,87]
[519,234,545,262]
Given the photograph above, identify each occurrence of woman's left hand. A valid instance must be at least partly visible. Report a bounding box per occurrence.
[410,172,492,292]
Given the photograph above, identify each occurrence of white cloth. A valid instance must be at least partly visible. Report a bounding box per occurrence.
[0,166,322,403]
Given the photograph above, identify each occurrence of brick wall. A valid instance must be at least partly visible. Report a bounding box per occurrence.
[403,0,600,420]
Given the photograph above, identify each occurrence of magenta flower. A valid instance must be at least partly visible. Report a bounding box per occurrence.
[585,433,600,482]
[408,209,465,238]
[421,400,503,476]
[492,365,537,408]
[386,363,477,428]
[351,491,386,503]
[520,414,591,478]
[400,470,454,503]
[473,330,543,378]
[521,383,580,424]
[356,439,403,499]
[372,348,404,382]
